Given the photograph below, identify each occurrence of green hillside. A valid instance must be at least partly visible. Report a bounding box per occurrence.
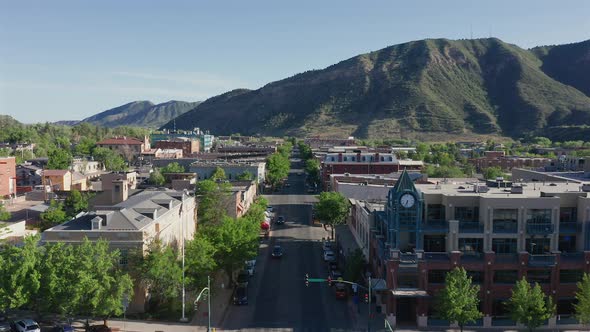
[162,38,590,140]
[82,100,200,128]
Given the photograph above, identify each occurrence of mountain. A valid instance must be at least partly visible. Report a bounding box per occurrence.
[82,100,200,128]
[161,38,590,140]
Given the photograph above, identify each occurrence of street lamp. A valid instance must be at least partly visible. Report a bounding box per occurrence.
[194,276,211,331]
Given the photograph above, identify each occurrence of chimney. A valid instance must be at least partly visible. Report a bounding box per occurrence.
[111,179,129,204]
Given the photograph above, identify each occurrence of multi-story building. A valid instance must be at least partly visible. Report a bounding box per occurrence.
[354,170,590,329]
[96,136,151,161]
[321,152,423,190]
[0,157,16,198]
[189,161,266,184]
[151,132,214,153]
[153,137,200,156]
[43,185,196,313]
[469,151,552,172]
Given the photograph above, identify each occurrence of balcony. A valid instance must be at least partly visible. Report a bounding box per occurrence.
[422,221,448,232]
[495,253,518,263]
[526,222,555,235]
[399,253,418,264]
[561,251,584,263]
[493,221,518,234]
[461,252,484,262]
[424,252,450,261]
[528,254,556,267]
[459,222,484,233]
[559,222,580,233]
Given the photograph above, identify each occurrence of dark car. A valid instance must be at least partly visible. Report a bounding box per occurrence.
[271,245,283,258]
[330,270,343,284]
[275,216,285,225]
[236,270,249,287]
[335,283,347,300]
[233,286,248,305]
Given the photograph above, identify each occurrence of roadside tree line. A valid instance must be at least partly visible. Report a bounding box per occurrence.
[435,267,590,332]
[266,142,292,189]
[297,141,320,187]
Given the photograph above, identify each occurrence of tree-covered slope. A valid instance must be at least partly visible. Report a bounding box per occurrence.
[82,100,200,128]
[162,38,590,139]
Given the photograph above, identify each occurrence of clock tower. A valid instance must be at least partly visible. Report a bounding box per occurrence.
[386,169,424,251]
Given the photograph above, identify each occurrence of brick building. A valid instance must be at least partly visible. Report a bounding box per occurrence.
[153,138,200,156]
[0,157,16,198]
[469,151,551,172]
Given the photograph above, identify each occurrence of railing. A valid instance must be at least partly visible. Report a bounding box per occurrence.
[559,222,580,233]
[528,254,556,267]
[526,222,555,235]
[493,221,518,233]
[422,221,448,232]
[459,222,484,233]
[399,253,417,264]
[495,253,518,263]
[424,252,450,261]
[561,251,584,262]
[461,252,484,262]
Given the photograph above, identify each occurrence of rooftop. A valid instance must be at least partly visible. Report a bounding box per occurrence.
[97,137,143,145]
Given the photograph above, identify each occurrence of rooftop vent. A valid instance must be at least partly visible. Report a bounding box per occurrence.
[582,184,590,192]
[473,184,489,193]
[511,186,523,194]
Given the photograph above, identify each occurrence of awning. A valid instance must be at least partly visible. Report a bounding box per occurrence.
[370,278,388,291]
[391,289,430,298]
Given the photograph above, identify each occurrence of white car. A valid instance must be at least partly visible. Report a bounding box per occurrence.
[14,319,40,332]
[323,250,336,262]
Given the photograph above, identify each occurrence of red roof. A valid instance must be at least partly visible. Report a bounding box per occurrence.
[43,169,69,176]
[97,137,143,145]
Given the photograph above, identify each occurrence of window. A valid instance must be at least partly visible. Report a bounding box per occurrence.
[559,235,576,252]
[424,235,446,252]
[492,238,517,254]
[527,209,551,224]
[526,238,550,254]
[494,270,518,284]
[455,207,479,222]
[114,185,120,193]
[119,249,128,266]
[560,270,583,284]
[560,207,577,223]
[527,270,551,284]
[459,238,483,254]
[493,209,518,233]
[466,270,483,284]
[428,270,448,284]
[427,204,445,222]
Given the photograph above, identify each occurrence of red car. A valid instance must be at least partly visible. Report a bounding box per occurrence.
[335,283,347,299]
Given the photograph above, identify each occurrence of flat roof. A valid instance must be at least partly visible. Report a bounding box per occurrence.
[417,180,589,198]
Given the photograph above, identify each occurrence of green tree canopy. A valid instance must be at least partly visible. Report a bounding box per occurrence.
[314,191,349,239]
[74,137,96,156]
[266,152,290,188]
[484,166,505,180]
[575,273,590,326]
[47,148,72,170]
[304,159,321,186]
[0,204,11,221]
[64,189,89,218]
[40,201,68,230]
[236,171,253,181]
[196,179,231,225]
[185,233,217,289]
[149,169,166,186]
[160,162,185,174]
[506,278,555,332]
[0,235,41,312]
[210,166,226,181]
[435,267,482,332]
[92,147,127,172]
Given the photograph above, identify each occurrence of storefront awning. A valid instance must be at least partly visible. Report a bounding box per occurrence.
[391,289,429,298]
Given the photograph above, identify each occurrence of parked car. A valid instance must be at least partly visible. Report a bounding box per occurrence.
[87,325,112,332]
[322,241,332,252]
[0,322,11,332]
[14,319,40,332]
[236,270,249,286]
[285,183,291,187]
[328,261,338,271]
[233,286,248,305]
[323,250,336,262]
[335,283,347,299]
[271,245,283,258]
[330,269,343,283]
[50,324,74,332]
[275,216,285,225]
[307,187,315,193]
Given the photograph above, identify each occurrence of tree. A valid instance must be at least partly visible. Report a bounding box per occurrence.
[0,204,11,221]
[196,179,232,225]
[47,148,72,170]
[277,142,292,158]
[314,192,349,239]
[0,236,41,313]
[40,200,68,230]
[160,162,185,174]
[149,169,166,186]
[129,240,182,312]
[532,136,552,147]
[210,166,226,181]
[575,273,590,326]
[205,216,258,285]
[484,166,504,180]
[435,267,482,332]
[64,189,89,218]
[506,278,555,332]
[266,153,290,188]
[305,159,320,186]
[236,171,253,181]
[74,137,96,156]
[185,233,217,289]
[92,147,127,172]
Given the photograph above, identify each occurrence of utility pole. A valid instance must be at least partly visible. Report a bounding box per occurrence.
[368,275,372,332]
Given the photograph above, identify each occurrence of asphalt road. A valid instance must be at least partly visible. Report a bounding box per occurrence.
[222,157,353,331]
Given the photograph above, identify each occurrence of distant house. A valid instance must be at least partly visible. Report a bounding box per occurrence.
[43,169,72,191]
[96,136,151,161]
[16,163,43,188]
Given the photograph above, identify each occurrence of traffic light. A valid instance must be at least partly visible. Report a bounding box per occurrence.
[327,276,332,286]
[305,274,309,287]
[364,293,369,303]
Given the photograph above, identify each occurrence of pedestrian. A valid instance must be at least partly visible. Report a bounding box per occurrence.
[353,294,360,313]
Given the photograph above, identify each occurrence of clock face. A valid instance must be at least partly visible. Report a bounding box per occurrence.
[400,193,415,208]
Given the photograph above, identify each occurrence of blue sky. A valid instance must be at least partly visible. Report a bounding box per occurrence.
[1,0,589,123]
